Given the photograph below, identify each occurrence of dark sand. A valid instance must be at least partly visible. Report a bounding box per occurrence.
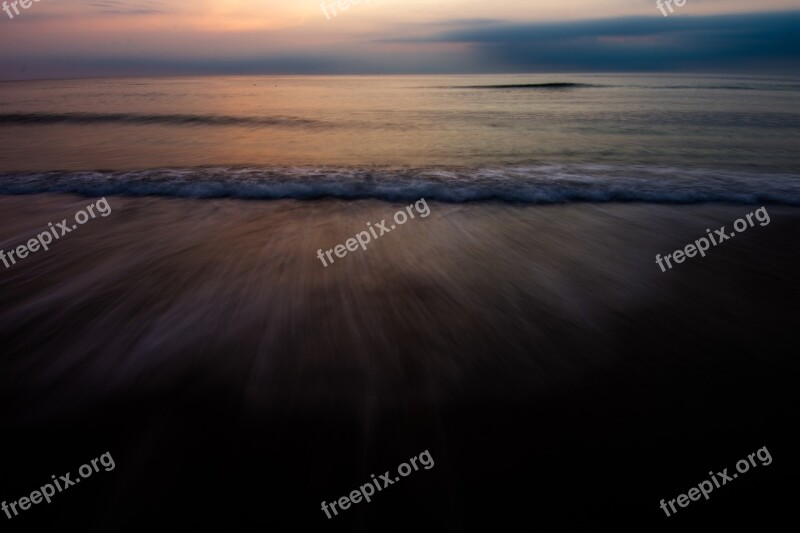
[0,195,798,530]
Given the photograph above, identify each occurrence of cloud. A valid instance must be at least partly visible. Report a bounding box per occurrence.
[373,11,800,72]
[1,8,797,78]
[85,1,166,15]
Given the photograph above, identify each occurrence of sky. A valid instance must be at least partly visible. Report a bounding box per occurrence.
[0,0,797,79]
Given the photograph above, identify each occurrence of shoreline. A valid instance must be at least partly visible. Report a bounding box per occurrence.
[1,194,797,529]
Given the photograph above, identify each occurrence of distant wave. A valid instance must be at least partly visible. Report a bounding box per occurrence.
[455,83,600,89]
[654,84,800,91]
[1,165,799,205]
[447,82,800,91]
[0,112,323,127]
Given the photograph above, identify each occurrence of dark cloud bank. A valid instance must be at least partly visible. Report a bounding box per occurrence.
[2,11,798,79]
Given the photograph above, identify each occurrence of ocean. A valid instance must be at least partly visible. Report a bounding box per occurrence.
[0,74,798,530]
[1,74,799,200]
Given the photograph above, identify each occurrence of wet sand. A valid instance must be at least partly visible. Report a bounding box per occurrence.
[0,195,798,530]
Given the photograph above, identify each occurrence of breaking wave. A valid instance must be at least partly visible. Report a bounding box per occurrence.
[1,165,798,205]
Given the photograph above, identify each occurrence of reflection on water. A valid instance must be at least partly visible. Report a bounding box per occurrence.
[0,74,798,171]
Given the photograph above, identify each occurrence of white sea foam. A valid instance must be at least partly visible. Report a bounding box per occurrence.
[1,164,798,205]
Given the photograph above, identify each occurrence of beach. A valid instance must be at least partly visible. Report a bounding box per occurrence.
[1,72,798,529]
[1,193,797,529]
